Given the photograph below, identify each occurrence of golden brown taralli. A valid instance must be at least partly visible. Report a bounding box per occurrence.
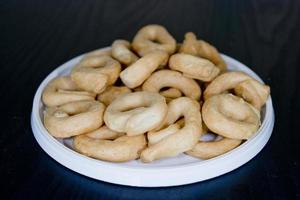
[44,100,105,138]
[42,76,96,107]
[74,134,146,162]
[132,24,176,56]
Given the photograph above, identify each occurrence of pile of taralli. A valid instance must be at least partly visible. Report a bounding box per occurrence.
[42,25,270,163]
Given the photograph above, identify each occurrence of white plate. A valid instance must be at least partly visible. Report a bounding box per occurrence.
[31,48,275,187]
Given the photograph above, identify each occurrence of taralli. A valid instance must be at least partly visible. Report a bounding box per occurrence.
[159,88,182,99]
[186,135,242,159]
[97,86,131,105]
[179,32,227,72]
[147,123,180,146]
[234,79,270,110]
[104,91,168,136]
[73,135,146,162]
[84,48,112,58]
[204,72,270,109]
[132,24,176,56]
[86,125,125,140]
[147,118,185,145]
[41,24,271,163]
[169,53,220,82]
[71,55,121,93]
[202,94,260,140]
[179,33,199,56]
[44,100,105,138]
[120,51,169,88]
[204,71,253,100]
[141,97,202,162]
[142,70,201,100]
[112,40,138,65]
[42,76,96,107]
[197,39,227,72]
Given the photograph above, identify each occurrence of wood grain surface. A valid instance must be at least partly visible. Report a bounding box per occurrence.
[1,0,300,199]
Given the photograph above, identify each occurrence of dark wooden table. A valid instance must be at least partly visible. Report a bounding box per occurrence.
[1,0,300,199]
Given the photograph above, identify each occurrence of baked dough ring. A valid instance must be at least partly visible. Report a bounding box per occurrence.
[204,71,252,100]
[120,51,168,88]
[86,125,125,140]
[179,32,227,72]
[71,55,121,93]
[44,100,105,138]
[73,134,146,162]
[159,88,182,101]
[141,97,202,162]
[112,40,138,65]
[202,94,260,140]
[147,123,180,146]
[42,76,96,107]
[204,72,270,109]
[84,48,112,58]
[186,135,242,159]
[169,53,220,82]
[132,24,176,56]
[97,86,131,105]
[142,69,201,100]
[234,79,270,110]
[104,91,168,136]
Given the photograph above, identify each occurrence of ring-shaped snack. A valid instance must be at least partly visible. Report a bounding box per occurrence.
[86,125,125,140]
[141,97,202,162]
[204,72,270,110]
[44,100,105,138]
[120,51,168,88]
[42,76,96,107]
[169,53,220,82]
[97,86,131,106]
[112,40,138,65]
[179,32,227,72]
[234,79,270,110]
[73,134,146,162]
[132,24,176,56]
[186,135,242,159]
[71,55,121,93]
[202,94,260,140]
[104,91,168,136]
[142,69,201,100]
[159,88,182,100]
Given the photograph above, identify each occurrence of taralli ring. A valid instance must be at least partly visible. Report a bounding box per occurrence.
[97,86,131,106]
[159,88,182,100]
[147,123,181,146]
[85,125,125,140]
[202,94,261,140]
[42,76,96,107]
[104,91,168,136]
[112,40,138,65]
[186,135,242,159]
[234,79,270,110]
[71,55,121,93]
[120,50,169,88]
[204,72,270,109]
[169,53,220,81]
[73,135,146,162]
[141,97,202,162]
[142,69,201,100]
[132,24,176,56]
[179,32,227,72]
[44,100,105,138]
[84,48,112,58]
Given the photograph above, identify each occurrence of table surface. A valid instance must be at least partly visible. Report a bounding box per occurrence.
[1,0,300,199]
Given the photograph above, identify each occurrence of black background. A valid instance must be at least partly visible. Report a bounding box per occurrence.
[1,0,300,199]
